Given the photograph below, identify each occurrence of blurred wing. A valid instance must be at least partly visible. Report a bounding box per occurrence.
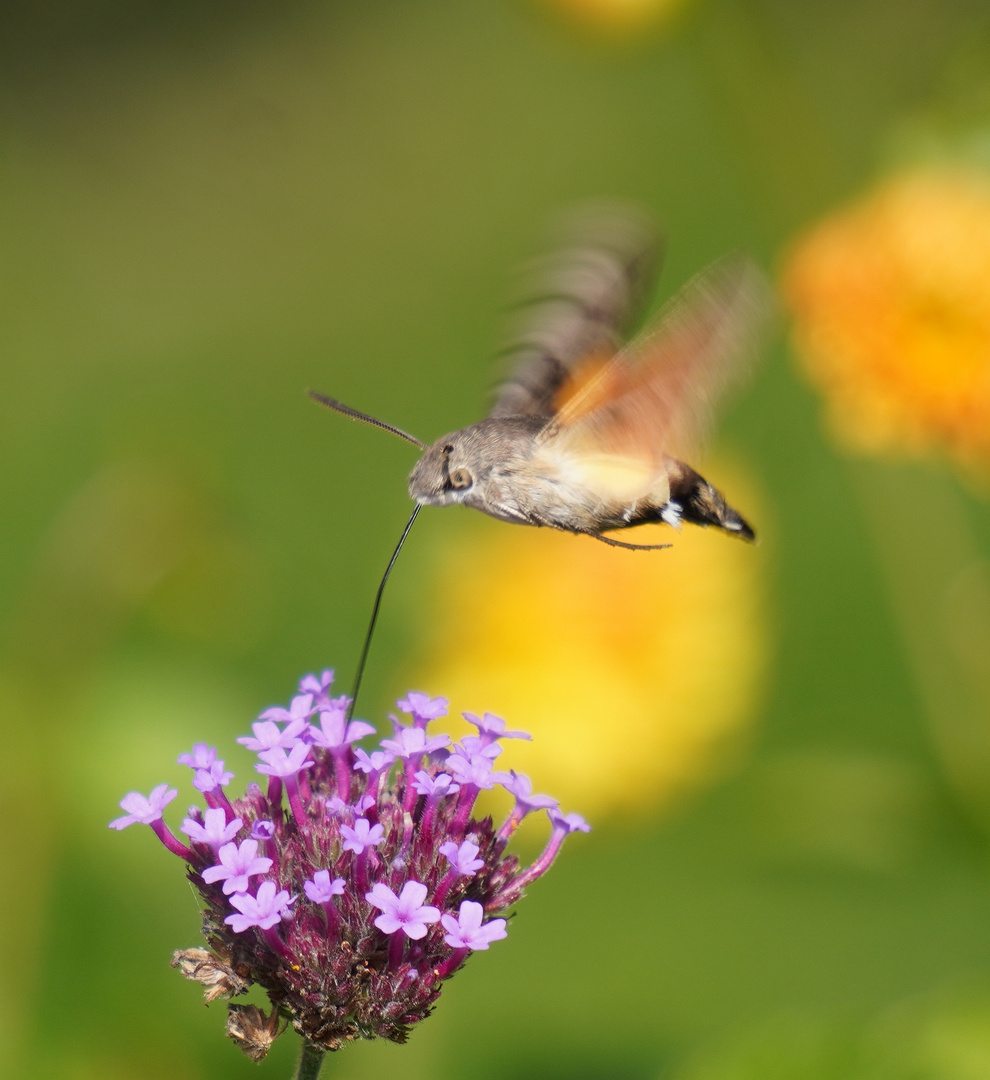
[489,203,662,419]
[549,254,769,473]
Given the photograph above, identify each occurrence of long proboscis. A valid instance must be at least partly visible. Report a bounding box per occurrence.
[307,390,425,449]
[346,504,422,721]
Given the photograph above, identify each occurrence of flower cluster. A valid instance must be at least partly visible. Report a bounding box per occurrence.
[110,671,588,1058]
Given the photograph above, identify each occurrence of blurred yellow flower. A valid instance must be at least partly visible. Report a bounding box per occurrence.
[406,467,767,823]
[533,0,689,38]
[783,169,990,470]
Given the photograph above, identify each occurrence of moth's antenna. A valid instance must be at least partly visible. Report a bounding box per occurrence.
[347,504,422,720]
[308,390,425,449]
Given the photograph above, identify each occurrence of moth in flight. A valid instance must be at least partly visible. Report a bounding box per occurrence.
[312,205,765,551]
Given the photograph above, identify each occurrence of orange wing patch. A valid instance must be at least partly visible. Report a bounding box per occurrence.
[552,349,623,424]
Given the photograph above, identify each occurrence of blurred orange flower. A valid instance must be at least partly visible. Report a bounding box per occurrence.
[405,467,767,823]
[783,169,990,470]
[534,0,688,38]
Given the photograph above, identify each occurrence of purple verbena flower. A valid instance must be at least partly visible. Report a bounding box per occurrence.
[493,769,559,841]
[255,743,313,779]
[299,669,334,698]
[340,817,384,855]
[113,672,587,1059]
[109,784,192,859]
[201,839,273,895]
[453,735,503,760]
[366,881,440,940]
[258,692,315,727]
[181,808,243,848]
[178,744,217,770]
[225,881,296,933]
[193,760,234,794]
[413,771,459,798]
[237,719,307,753]
[439,839,485,877]
[463,711,531,743]
[396,692,449,728]
[441,900,507,950]
[303,870,346,904]
[110,784,177,828]
[445,751,496,789]
[353,748,394,774]
[380,725,450,760]
[551,810,592,835]
[308,703,375,749]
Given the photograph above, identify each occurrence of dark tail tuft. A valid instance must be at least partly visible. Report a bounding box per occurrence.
[668,462,756,542]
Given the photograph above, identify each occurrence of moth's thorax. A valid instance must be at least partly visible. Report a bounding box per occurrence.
[407,416,545,510]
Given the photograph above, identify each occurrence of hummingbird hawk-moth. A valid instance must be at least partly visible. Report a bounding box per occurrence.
[311,205,765,552]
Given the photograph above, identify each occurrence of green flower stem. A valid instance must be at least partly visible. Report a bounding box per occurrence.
[294,1039,326,1080]
[854,459,990,831]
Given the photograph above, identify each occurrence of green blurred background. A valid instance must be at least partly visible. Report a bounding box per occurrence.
[5,0,990,1077]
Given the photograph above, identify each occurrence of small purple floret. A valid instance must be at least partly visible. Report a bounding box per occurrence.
[181,807,242,847]
[299,669,334,697]
[439,839,485,877]
[549,810,592,834]
[380,726,450,760]
[259,692,315,726]
[225,881,296,933]
[493,770,555,807]
[441,900,507,950]
[413,771,459,798]
[178,744,217,770]
[454,735,503,760]
[445,752,496,789]
[255,743,313,779]
[202,839,273,895]
[397,692,449,726]
[193,760,234,793]
[109,784,177,828]
[238,719,307,752]
[366,881,440,940]
[303,870,346,904]
[340,818,384,855]
[308,704,375,749]
[353,748,395,774]
[463,711,531,743]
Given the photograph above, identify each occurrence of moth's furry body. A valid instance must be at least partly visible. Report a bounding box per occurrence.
[409,417,754,542]
[314,204,763,550]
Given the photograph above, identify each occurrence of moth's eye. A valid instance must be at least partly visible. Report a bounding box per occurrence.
[449,467,473,490]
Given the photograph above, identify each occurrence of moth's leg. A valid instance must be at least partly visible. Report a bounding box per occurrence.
[524,510,566,532]
[526,511,671,551]
[587,532,672,551]
[489,502,532,524]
